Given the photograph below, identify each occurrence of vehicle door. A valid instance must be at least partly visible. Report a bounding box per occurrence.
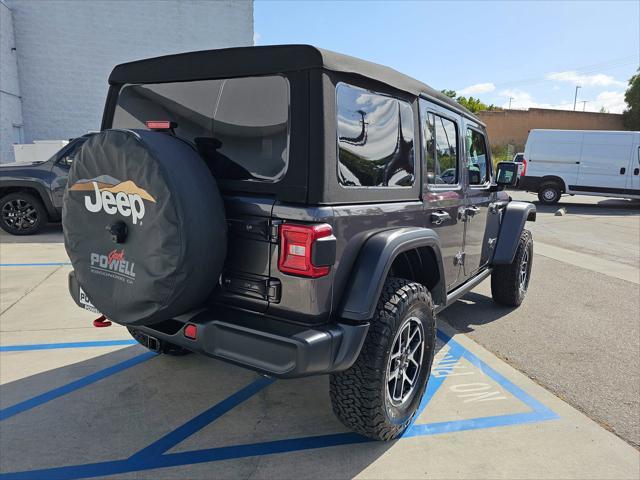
[419,98,466,290]
[462,122,493,278]
[50,138,88,209]
[577,131,632,192]
[627,138,640,193]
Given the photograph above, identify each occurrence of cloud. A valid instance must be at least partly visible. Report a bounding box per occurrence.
[253,32,261,45]
[500,88,627,113]
[546,71,625,88]
[594,91,626,113]
[500,89,574,110]
[458,82,496,96]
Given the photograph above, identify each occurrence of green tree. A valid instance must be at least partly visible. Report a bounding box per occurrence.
[623,68,640,129]
[441,90,501,113]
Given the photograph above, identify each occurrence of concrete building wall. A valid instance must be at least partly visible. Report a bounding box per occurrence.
[2,0,253,163]
[0,0,24,163]
[479,108,627,149]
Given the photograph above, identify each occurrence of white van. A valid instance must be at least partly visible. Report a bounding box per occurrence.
[519,129,640,204]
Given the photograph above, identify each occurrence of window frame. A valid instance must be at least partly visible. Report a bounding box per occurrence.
[112,74,292,184]
[465,125,492,189]
[335,81,416,189]
[419,98,463,192]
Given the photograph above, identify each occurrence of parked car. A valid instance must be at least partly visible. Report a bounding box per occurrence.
[513,152,526,177]
[63,45,535,441]
[518,129,640,204]
[0,134,94,234]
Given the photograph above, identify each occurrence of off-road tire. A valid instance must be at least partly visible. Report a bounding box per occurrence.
[127,327,191,356]
[330,277,436,441]
[537,184,561,204]
[0,192,47,235]
[491,229,533,307]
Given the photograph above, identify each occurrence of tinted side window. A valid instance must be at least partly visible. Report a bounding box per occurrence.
[421,108,459,186]
[58,138,88,168]
[466,128,490,185]
[337,83,415,187]
[113,76,290,182]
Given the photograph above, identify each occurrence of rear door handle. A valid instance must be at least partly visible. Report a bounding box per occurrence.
[634,168,639,175]
[430,211,451,225]
[620,167,626,175]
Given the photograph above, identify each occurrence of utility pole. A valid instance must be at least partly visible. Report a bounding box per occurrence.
[508,97,514,110]
[580,100,588,112]
[573,85,581,111]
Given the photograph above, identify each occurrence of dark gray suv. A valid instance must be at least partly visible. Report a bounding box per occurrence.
[64,45,535,441]
[0,135,93,235]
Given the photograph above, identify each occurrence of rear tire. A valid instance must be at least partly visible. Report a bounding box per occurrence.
[127,327,191,356]
[0,192,47,235]
[537,184,561,204]
[491,229,533,307]
[329,277,436,441]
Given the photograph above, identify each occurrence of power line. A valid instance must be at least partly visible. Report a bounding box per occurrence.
[453,55,637,91]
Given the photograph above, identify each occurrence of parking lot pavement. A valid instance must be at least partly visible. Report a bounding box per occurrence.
[510,191,640,271]
[442,192,640,448]
[2,228,640,478]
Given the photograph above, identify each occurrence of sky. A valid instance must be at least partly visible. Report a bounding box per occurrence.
[255,0,639,113]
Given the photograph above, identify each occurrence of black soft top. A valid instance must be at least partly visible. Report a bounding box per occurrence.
[109,44,482,125]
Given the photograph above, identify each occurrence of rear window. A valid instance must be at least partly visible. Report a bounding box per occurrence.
[112,76,290,182]
[336,83,415,187]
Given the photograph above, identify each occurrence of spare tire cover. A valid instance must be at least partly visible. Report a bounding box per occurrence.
[63,129,227,326]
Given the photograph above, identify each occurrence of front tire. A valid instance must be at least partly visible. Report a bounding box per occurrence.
[0,192,47,235]
[330,277,436,441]
[491,229,533,307]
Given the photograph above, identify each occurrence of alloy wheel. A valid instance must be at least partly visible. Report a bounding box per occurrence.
[519,248,530,293]
[386,317,425,407]
[1,199,38,231]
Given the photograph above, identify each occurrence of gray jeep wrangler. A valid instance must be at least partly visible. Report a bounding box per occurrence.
[64,45,535,441]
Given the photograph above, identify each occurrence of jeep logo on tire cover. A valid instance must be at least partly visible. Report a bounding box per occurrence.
[69,175,156,224]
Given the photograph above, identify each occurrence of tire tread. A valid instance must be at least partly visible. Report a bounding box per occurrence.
[491,229,533,306]
[330,277,434,441]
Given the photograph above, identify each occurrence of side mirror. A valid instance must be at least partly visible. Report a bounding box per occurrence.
[59,155,74,167]
[493,162,518,190]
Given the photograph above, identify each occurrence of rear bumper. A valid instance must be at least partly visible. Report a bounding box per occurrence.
[68,271,369,378]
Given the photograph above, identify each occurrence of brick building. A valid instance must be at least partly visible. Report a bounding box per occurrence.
[0,0,253,163]
[478,108,627,150]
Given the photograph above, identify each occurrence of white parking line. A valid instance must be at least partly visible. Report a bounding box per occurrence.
[535,241,640,284]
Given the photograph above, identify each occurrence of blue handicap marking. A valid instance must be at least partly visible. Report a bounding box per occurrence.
[0,329,558,479]
[405,331,558,437]
[0,340,137,353]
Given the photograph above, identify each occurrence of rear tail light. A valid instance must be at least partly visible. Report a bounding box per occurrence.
[278,223,333,278]
[146,120,177,131]
[520,158,527,177]
[184,323,197,340]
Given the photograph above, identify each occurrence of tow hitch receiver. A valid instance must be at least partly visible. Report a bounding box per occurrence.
[137,331,161,352]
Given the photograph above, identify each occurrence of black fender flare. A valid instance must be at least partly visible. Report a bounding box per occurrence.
[0,179,57,220]
[338,228,445,322]
[492,201,536,265]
